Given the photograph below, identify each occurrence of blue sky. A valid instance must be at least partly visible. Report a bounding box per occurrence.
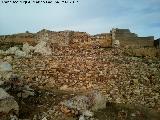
[0,0,160,38]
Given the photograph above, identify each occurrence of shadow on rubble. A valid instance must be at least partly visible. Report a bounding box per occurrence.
[15,91,160,120]
[5,84,160,120]
[95,102,160,120]
[8,87,76,119]
[3,75,160,120]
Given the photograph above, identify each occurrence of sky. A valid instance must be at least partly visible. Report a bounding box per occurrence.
[0,0,160,38]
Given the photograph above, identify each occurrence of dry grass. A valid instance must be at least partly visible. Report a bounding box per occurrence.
[124,47,160,58]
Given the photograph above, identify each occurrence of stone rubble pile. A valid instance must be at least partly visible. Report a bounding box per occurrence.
[12,47,114,91]
[10,46,160,113]
[0,41,160,119]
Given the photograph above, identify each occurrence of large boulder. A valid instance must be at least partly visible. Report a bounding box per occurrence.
[3,45,32,58]
[0,41,52,57]
[15,50,27,58]
[113,40,120,48]
[22,43,34,54]
[0,50,5,55]
[62,95,90,113]
[0,88,19,115]
[0,62,12,82]
[89,91,106,111]
[0,62,12,72]
[34,41,52,55]
[5,47,19,55]
[61,91,106,113]
[61,91,106,120]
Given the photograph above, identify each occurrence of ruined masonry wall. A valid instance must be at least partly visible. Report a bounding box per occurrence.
[36,29,91,46]
[0,34,36,45]
[0,30,91,48]
[112,28,154,47]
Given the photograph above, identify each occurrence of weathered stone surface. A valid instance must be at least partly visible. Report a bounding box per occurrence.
[0,40,52,58]
[34,41,52,56]
[15,50,27,58]
[83,110,94,117]
[3,56,13,63]
[62,95,90,113]
[113,40,120,48]
[41,117,47,120]
[9,114,19,120]
[79,115,85,120]
[17,89,34,98]
[0,88,19,115]
[0,62,12,72]
[90,91,106,111]
[0,46,29,58]
[0,80,4,86]
[6,46,19,55]
[22,43,34,54]
[61,91,106,115]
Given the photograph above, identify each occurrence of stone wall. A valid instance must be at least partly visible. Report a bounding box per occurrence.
[93,33,112,47]
[71,31,90,43]
[36,29,91,47]
[36,29,70,46]
[0,33,36,45]
[0,33,36,50]
[111,28,154,47]
[0,30,91,50]
[0,28,156,49]
[119,38,154,48]
[154,38,160,48]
